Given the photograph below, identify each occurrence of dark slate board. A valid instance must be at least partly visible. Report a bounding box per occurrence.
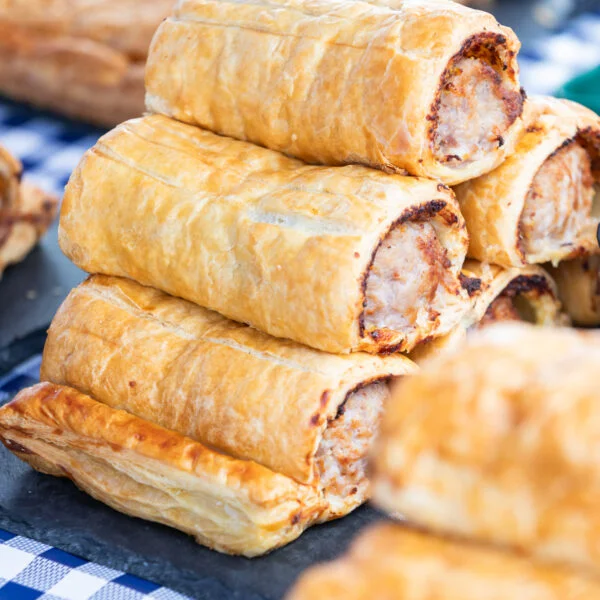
[0,220,86,354]
[0,430,386,599]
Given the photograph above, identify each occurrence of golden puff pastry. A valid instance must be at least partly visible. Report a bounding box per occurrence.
[0,382,326,557]
[60,114,470,354]
[41,275,417,517]
[372,323,600,576]
[0,0,173,126]
[0,145,58,278]
[145,0,524,185]
[410,260,566,362]
[455,96,600,267]
[548,254,600,326]
[287,524,600,599]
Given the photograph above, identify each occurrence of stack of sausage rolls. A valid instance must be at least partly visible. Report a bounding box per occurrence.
[0,0,599,570]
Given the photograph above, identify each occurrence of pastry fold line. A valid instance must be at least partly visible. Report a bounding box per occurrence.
[0,382,325,557]
[455,97,600,267]
[145,0,524,184]
[373,323,600,576]
[41,275,417,517]
[60,114,469,354]
[287,524,600,599]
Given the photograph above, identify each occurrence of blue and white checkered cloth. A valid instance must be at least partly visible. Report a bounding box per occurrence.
[0,99,103,198]
[0,356,190,600]
[0,529,189,600]
[1,10,600,600]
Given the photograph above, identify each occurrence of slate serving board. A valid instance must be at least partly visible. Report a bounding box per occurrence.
[0,426,386,600]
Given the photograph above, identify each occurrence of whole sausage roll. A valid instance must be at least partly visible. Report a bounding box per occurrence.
[372,323,600,576]
[145,0,524,184]
[548,254,600,326]
[60,114,470,354]
[0,383,326,557]
[41,275,417,518]
[410,260,565,362]
[455,97,600,267]
[287,524,600,600]
[0,0,173,126]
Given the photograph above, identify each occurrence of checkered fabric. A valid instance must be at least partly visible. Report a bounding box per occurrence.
[0,530,190,600]
[0,357,191,600]
[0,98,104,198]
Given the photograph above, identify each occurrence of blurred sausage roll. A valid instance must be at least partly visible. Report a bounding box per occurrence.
[0,145,58,278]
[0,0,173,126]
[41,275,417,518]
[60,114,470,354]
[410,260,566,362]
[0,383,327,557]
[287,524,600,600]
[373,323,600,575]
[548,254,600,326]
[455,97,600,267]
[145,0,524,184]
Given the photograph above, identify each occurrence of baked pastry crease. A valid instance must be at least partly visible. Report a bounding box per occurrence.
[410,260,566,362]
[145,0,524,184]
[0,382,326,557]
[287,524,600,599]
[0,144,58,278]
[548,254,600,326]
[372,323,600,576]
[41,275,417,517]
[455,97,600,267]
[0,0,173,126]
[60,114,470,353]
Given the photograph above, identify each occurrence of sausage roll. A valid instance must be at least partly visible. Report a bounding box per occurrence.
[41,275,416,517]
[0,145,58,278]
[145,0,524,184]
[287,524,600,599]
[548,254,600,326]
[410,260,566,362]
[0,0,173,126]
[455,97,600,267]
[0,383,326,557]
[60,114,470,354]
[372,323,600,575]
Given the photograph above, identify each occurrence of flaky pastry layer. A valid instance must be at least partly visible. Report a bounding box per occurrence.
[373,323,600,576]
[41,275,416,514]
[145,0,523,184]
[60,114,469,353]
[0,383,326,557]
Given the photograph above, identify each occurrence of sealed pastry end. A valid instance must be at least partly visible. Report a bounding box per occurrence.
[0,383,326,557]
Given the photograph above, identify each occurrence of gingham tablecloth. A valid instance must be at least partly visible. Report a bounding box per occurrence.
[1,10,600,600]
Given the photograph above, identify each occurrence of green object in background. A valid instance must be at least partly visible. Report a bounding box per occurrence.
[556,65,600,113]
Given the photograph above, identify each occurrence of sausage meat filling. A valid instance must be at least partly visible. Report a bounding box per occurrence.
[432,57,522,166]
[363,220,463,348]
[521,141,595,260]
[315,381,389,511]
